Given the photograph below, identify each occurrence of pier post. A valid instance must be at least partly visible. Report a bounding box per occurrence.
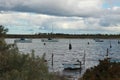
[52,53,54,67]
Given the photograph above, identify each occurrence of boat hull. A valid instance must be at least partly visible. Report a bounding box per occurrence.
[14,39,32,43]
[41,39,58,42]
[62,62,81,70]
[94,39,103,42]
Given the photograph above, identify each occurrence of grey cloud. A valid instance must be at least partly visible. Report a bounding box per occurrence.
[99,14,120,27]
[99,19,110,27]
[0,0,120,34]
[0,0,103,17]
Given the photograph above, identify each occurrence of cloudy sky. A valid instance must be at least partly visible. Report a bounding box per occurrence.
[0,0,120,34]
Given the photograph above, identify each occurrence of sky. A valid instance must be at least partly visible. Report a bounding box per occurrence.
[0,0,120,34]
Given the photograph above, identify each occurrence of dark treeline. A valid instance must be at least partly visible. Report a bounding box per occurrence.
[6,33,120,39]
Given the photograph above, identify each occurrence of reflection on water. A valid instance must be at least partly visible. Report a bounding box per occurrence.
[6,39,120,79]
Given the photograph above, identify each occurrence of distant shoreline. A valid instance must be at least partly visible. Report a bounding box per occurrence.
[5,34,120,39]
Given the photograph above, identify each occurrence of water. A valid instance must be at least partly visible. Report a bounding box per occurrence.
[5,38,120,79]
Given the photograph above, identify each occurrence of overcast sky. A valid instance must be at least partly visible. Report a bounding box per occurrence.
[0,0,120,34]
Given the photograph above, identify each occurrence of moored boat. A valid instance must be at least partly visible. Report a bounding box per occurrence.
[94,39,104,42]
[14,38,32,43]
[41,38,58,42]
[62,62,81,70]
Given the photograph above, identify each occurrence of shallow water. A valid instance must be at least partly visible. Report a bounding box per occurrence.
[5,38,120,79]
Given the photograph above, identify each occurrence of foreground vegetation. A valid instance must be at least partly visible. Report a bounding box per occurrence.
[0,25,66,80]
[1,25,120,80]
[80,58,120,80]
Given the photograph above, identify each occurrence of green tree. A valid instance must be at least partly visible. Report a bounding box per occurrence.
[0,25,8,40]
[0,25,8,50]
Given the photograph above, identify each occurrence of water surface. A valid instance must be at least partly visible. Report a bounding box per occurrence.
[6,38,120,78]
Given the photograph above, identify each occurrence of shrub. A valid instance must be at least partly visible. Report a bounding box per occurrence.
[0,25,67,80]
[80,59,120,80]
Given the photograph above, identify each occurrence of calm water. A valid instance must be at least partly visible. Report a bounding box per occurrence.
[5,38,120,79]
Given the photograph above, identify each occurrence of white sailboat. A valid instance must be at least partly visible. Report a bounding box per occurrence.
[41,38,58,42]
[94,38,104,42]
[41,25,58,42]
[14,38,32,43]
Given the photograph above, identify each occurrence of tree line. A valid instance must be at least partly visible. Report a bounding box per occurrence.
[6,33,120,39]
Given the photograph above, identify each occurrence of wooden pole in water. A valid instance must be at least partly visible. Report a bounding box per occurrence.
[106,48,111,61]
[106,48,109,58]
[110,40,112,48]
[80,61,82,75]
[52,53,54,67]
[77,60,82,75]
[83,50,86,65]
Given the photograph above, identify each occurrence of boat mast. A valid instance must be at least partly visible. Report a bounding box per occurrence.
[51,24,53,38]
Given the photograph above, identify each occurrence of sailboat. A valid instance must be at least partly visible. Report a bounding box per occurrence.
[94,38,104,42]
[41,25,58,42]
[14,38,32,43]
[41,38,58,42]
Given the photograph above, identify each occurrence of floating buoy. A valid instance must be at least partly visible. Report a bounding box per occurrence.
[118,41,120,44]
[110,44,112,48]
[43,43,46,45]
[69,43,72,50]
[69,40,72,50]
[87,42,89,45]
[52,53,54,67]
